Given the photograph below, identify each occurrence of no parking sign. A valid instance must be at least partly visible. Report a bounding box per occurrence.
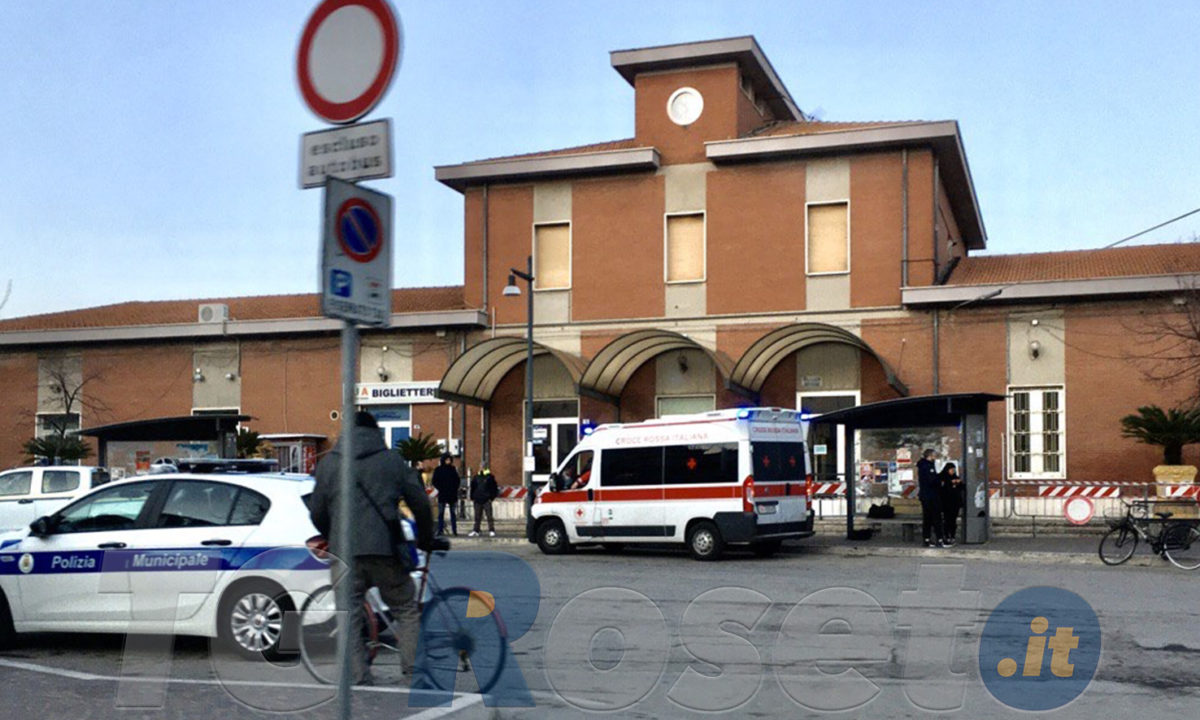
[321,177,392,326]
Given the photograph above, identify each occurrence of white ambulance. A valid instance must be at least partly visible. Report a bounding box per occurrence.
[529,408,815,560]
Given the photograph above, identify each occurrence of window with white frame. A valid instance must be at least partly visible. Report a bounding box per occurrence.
[533,222,570,290]
[1008,386,1065,478]
[37,412,80,439]
[665,212,705,283]
[806,201,849,275]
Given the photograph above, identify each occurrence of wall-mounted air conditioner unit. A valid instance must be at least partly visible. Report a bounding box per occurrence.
[198,303,229,323]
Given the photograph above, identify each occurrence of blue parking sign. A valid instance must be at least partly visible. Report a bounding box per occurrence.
[330,269,352,297]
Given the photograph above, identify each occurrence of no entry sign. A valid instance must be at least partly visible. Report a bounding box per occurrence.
[297,0,401,124]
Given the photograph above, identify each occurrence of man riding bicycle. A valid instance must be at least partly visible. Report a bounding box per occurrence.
[310,411,434,685]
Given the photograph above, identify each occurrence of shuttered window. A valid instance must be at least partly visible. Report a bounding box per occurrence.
[1008,386,1065,479]
[806,202,849,275]
[666,213,705,282]
[534,223,570,290]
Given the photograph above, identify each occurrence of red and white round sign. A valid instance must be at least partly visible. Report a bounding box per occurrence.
[296,0,401,124]
[1064,496,1094,525]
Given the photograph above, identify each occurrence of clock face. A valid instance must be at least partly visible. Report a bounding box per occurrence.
[667,87,704,126]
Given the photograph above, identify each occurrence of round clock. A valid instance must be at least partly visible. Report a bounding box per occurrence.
[666,87,704,126]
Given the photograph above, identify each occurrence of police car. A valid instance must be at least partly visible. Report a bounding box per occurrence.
[0,473,330,659]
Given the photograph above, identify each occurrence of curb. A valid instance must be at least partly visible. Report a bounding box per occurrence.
[446,534,1159,568]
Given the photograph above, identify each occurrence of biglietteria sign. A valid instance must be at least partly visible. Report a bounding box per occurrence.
[355,381,441,404]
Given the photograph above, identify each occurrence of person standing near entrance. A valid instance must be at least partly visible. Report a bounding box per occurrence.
[917,448,945,547]
[468,466,499,537]
[432,453,461,536]
[938,462,964,546]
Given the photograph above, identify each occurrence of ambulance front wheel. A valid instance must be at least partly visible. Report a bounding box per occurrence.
[536,518,573,555]
[687,521,725,561]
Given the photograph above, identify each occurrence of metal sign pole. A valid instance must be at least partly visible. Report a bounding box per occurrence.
[336,320,358,720]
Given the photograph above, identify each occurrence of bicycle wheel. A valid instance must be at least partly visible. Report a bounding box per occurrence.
[298,585,340,684]
[298,585,377,684]
[415,587,508,694]
[1163,524,1200,570]
[1099,525,1137,565]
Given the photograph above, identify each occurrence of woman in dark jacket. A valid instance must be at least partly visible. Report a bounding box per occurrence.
[938,463,964,546]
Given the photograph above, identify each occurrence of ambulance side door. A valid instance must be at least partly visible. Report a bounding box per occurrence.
[597,446,665,539]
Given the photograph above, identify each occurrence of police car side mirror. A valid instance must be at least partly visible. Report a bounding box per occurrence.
[29,516,54,537]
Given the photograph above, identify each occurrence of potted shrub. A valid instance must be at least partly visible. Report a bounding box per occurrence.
[1119,405,1200,485]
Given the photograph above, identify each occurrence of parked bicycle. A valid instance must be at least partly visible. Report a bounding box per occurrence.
[297,533,508,693]
[1098,500,1200,570]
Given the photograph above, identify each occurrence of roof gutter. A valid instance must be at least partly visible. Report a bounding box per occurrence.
[0,309,488,348]
[435,147,660,192]
[902,273,1200,307]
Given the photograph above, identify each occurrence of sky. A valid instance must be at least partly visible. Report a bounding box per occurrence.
[2,0,1198,320]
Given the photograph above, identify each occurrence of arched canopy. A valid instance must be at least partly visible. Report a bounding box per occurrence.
[729,323,909,396]
[578,329,749,405]
[437,336,586,407]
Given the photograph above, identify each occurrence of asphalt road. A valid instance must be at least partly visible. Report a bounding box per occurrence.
[1,540,1198,719]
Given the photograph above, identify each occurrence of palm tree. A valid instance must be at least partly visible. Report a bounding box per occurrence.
[396,432,442,464]
[236,428,264,459]
[1119,405,1200,465]
[23,435,92,465]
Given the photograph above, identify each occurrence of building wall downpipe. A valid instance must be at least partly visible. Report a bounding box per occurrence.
[901,149,909,288]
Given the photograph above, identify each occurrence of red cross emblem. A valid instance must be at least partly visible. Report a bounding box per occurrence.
[686,457,698,471]
[574,507,585,519]
[762,456,772,468]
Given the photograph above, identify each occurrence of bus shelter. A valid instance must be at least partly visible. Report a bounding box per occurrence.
[810,393,1003,544]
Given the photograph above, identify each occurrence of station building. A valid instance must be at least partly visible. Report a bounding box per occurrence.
[2,37,1199,490]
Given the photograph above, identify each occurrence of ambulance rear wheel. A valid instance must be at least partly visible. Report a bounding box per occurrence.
[687,521,725,561]
[536,519,572,555]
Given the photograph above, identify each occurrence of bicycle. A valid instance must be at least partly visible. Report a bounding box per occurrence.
[1098,499,1200,570]
[297,535,508,693]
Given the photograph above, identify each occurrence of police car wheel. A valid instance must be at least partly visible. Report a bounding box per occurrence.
[217,580,294,659]
[0,590,15,648]
[536,519,571,554]
[687,521,725,561]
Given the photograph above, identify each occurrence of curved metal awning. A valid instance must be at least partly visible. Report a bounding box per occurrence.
[730,323,909,396]
[437,336,587,407]
[578,329,749,405]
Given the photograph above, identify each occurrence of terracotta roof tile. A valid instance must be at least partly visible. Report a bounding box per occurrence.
[465,122,928,163]
[949,243,1200,285]
[744,120,934,138]
[473,138,641,163]
[0,286,468,332]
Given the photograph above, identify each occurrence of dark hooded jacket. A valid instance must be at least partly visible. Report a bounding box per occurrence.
[309,425,433,557]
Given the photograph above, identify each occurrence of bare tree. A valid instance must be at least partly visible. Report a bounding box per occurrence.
[21,356,111,464]
[1128,275,1200,403]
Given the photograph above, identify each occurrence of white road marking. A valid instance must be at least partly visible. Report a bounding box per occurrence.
[0,657,486,717]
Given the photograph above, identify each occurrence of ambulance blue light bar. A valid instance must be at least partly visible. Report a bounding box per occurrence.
[735,408,804,422]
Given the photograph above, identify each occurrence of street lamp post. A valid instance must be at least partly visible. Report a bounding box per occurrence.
[503,256,535,540]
